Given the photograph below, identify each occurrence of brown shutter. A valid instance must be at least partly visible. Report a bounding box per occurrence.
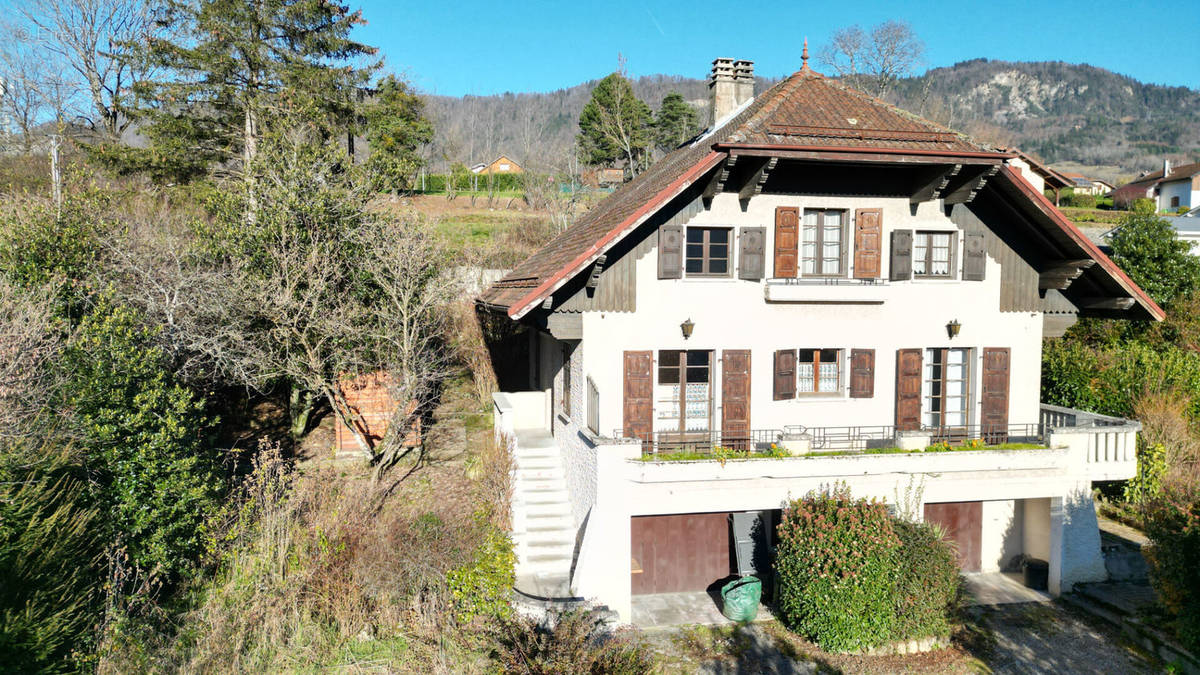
[658,225,682,279]
[773,349,796,400]
[963,232,986,281]
[849,349,875,398]
[981,348,1010,443]
[895,349,922,431]
[738,227,765,280]
[721,350,751,450]
[853,209,882,279]
[623,351,654,447]
[773,207,799,278]
[890,229,913,281]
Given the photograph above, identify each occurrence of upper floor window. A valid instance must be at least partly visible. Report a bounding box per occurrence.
[802,209,846,276]
[1171,196,1181,208]
[686,227,731,276]
[913,231,955,278]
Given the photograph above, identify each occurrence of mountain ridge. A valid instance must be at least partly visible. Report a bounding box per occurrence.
[424,59,1200,183]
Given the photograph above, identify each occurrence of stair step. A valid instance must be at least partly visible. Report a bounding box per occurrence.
[516,467,564,481]
[523,501,573,517]
[521,492,569,506]
[515,445,560,459]
[521,514,573,529]
[516,456,562,470]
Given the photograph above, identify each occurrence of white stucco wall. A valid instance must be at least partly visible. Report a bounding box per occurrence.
[539,332,598,530]
[1009,158,1046,194]
[1160,178,1198,211]
[580,192,1044,438]
[1023,497,1052,561]
[980,499,1023,573]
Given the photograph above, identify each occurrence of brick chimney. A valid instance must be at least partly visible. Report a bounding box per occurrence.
[709,58,737,125]
[734,59,755,107]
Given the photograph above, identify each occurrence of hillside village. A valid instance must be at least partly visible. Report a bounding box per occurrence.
[2,3,1200,674]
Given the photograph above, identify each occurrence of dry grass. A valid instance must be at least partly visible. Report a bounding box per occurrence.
[1133,390,1200,488]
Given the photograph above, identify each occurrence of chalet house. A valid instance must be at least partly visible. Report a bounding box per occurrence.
[471,154,523,174]
[1112,159,1200,210]
[480,53,1161,625]
[1003,148,1073,204]
[1061,172,1110,197]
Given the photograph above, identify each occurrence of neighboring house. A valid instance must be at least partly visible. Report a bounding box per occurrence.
[1061,172,1107,196]
[1111,160,1200,210]
[1004,148,1073,204]
[479,54,1162,625]
[471,154,523,174]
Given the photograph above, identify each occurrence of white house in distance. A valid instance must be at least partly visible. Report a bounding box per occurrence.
[1112,160,1200,211]
[479,54,1162,625]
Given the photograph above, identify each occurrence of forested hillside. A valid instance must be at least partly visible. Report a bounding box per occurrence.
[427,60,1200,181]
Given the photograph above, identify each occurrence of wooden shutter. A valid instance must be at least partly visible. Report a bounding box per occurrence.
[981,348,1010,443]
[849,349,875,398]
[890,229,913,281]
[773,349,796,400]
[658,225,682,279]
[853,209,882,279]
[773,207,799,278]
[721,350,751,450]
[895,349,922,431]
[738,227,765,280]
[623,351,654,446]
[963,232,986,281]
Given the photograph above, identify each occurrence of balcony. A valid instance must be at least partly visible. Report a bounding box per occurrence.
[764,277,888,304]
[612,404,1141,482]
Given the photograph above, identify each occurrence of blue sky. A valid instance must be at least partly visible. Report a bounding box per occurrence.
[355,0,1200,96]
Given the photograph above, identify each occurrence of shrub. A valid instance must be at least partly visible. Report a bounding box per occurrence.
[774,484,900,652]
[493,609,654,674]
[1142,487,1200,651]
[891,520,961,641]
[446,522,516,623]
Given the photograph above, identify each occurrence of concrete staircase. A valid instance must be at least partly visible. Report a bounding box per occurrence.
[511,429,576,599]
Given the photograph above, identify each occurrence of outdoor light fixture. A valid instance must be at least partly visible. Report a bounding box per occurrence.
[681,318,695,340]
[946,319,961,339]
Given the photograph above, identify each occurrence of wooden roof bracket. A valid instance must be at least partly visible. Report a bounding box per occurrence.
[1039,259,1096,290]
[586,254,607,292]
[738,156,778,205]
[944,165,1000,205]
[702,154,738,208]
[1078,296,1136,311]
[910,163,962,204]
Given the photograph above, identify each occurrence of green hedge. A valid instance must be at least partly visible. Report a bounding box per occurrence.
[774,484,961,652]
[1143,488,1200,650]
[1041,340,1200,421]
[775,485,900,652]
[891,520,961,641]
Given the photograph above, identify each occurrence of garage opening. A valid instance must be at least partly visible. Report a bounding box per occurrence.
[631,512,733,595]
[924,501,983,572]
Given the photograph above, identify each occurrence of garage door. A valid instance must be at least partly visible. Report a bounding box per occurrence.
[631,513,732,595]
[923,501,983,573]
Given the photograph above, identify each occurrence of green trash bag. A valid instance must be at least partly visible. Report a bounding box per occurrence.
[720,576,762,622]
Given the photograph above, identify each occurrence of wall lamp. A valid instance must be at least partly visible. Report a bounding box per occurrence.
[681,318,695,340]
[946,319,961,339]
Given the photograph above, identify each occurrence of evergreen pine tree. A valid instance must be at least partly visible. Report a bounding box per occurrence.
[94,0,379,184]
[653,92,700,153]
[577,72,653,177]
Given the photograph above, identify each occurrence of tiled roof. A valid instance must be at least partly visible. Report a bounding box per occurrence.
[1115,161,1200,191]
[478,69,1004,317]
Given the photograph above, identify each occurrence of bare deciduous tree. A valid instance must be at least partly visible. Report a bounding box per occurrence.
[818,20,925,99]
[16,0,158,139]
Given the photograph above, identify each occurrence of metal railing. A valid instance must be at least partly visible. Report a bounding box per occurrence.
[612,428,786,457]
[924,423,1044,446]
[800,425,896,451]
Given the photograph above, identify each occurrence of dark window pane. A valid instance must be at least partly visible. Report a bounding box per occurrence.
[686,243,703,258]
[798,349,815,362]
[686,228,704,243]
[709,260,727,274]
[819,349,838,363]
[659,366,679,384]
[687,350,711,366]
[709,244,727,258]
[659,350,681,367]
[686,367,709,383]
[710,229,729,244]
[686,259,703,274]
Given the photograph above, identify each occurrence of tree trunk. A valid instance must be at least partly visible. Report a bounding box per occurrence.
[288,386,315,440]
